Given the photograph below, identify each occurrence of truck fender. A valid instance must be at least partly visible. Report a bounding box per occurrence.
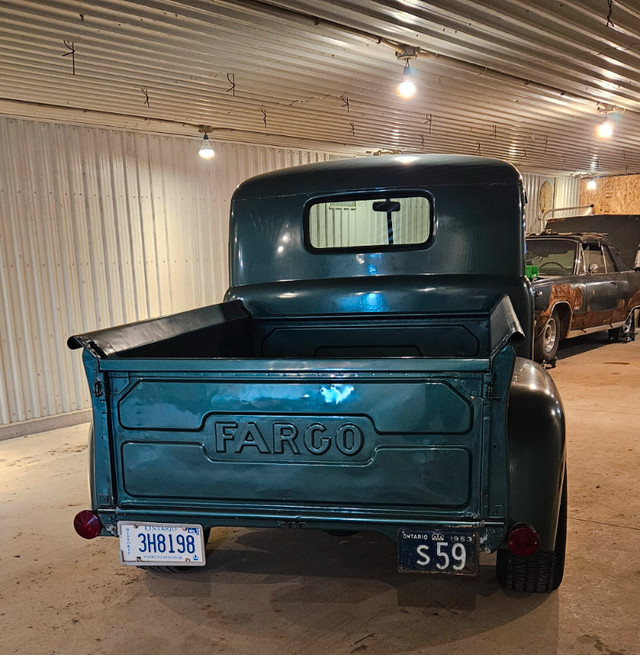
[505,357,566,551]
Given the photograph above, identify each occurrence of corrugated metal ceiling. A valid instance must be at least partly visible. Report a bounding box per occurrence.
[1,0,640,175]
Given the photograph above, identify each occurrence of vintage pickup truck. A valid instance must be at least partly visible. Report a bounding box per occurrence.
[526,230,640,364]
[69,154,566,593]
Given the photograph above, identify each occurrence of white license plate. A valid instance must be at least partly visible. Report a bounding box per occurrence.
[118,521,206,566]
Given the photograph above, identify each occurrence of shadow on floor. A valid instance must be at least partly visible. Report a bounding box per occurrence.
[556,332,632,361]
[142,527,556,652]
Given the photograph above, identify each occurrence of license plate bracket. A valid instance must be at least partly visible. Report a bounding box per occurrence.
[118,521,206,566]
[398,527,478,575]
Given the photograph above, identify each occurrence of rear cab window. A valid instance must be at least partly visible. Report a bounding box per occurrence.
[306,193,432,251]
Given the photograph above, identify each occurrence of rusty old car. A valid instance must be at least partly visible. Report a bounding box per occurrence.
[526,231,640,364]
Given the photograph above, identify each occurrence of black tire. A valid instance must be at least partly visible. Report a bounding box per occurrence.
[496,472,567,593]
[608,327,621,342]
[142,527,211,574]
[623,310,637,342]
[534,310,561,363]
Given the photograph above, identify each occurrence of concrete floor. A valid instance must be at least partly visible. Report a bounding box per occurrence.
[2,334,639,655]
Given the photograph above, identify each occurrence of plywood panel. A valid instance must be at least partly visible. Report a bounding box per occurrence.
[580,174,640,214]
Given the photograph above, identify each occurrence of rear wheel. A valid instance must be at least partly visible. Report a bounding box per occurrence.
[496,472,567,593]
[534,310,561,363]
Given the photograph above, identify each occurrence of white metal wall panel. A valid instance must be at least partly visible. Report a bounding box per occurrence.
[522,174,555,234]
[551,176,584,221]
[0,116,330,427]
[0,115,578,428]
[521,173,580,235]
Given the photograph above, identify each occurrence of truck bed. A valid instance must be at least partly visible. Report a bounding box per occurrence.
[69,296,521,543]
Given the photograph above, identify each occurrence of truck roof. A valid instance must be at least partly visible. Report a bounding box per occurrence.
[233,154,521,200]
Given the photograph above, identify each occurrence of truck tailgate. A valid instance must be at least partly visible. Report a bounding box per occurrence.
[99,357,501,521]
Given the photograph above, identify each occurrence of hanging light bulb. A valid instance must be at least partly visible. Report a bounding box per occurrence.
[397,60,416,99]
[586,178,597,191]
[198,133,215,159]
[596,116,613,139]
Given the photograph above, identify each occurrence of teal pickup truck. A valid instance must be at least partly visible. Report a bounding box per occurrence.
[69,155,566,593]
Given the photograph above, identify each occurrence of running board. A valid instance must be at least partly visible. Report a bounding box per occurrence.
[566,321,625,338]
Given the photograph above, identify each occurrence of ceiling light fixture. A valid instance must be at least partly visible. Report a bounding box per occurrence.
[395,45,420,99]
[596,117,613,139]
[595,103,617,139]
[198,133,215,159]
[397,61,416,99]
[586,178,597,190]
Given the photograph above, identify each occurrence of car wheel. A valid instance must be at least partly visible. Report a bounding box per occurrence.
[623,310,637,342]
[496,470,567,593]
[608,327,621,342]
[534,310,561,363]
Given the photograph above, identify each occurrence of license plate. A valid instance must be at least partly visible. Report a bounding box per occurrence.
[398,528,478,575]
[118,522,206,566]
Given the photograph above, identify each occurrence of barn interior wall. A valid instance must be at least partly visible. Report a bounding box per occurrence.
[0,115,578,432]
[0,116,330,431]
[521,174,581,234]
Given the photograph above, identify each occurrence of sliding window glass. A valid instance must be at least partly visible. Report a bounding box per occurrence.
[307,194,432,251]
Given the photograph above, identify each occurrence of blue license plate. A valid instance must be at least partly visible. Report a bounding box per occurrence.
[398,528,478,575]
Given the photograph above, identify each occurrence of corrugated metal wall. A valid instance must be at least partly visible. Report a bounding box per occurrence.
[0,115,578,429]
[521,174,581,234]
[551,177,583,222]
[0,116,330,428]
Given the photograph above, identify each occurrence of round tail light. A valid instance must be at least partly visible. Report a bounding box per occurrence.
[507,524,540,557]
[73,510,102,539]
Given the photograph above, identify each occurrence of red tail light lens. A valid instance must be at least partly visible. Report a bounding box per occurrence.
[507,524,540,557]
[73,510,102,539]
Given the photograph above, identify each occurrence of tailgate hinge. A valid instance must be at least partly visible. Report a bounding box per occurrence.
[93,374,105,398]
[483,376,499,401]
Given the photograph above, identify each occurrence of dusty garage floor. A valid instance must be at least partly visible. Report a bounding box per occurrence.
[2,335,639,655]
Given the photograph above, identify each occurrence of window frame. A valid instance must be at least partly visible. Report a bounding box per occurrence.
[304,189,435,254]
[582,242,606,274]
[602,244,618,273]
[525,237,580,275]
